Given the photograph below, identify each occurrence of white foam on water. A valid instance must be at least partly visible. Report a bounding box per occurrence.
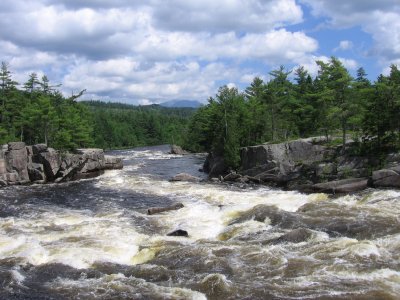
[0,210,154,269]
[97,172,319,241]
[47,273,207,300]
[10,268,26,284]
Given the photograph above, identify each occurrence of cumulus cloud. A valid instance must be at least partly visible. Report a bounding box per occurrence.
[151,0,303,33]
[1,0,392,104]
[0,0,322,103]
[301,0,400,67]
[334,40,353,52]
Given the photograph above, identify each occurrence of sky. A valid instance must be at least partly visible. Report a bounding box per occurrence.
[0,0,399,105]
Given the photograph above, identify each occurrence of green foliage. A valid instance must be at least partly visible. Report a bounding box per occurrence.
[83,101,195,149]
[186,58,400,169]
[0,62,93,150]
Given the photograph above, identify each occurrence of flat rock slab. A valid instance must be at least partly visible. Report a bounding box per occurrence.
[312,178,369,194]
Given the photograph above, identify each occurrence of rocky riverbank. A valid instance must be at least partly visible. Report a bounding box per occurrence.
[0,142,122,187]
[203,137,400,193]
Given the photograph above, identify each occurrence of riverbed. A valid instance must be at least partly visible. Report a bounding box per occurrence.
[0,145,399,299]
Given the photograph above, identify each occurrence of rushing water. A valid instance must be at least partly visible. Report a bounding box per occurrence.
[1,145,400,299]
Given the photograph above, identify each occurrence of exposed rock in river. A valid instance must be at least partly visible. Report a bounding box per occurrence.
[312,178,369,194]
[231,203,400,240]
[169,145,189,155]
[203,153,227,178]
[0,142,123,187]
[170,173,200,182]
[269,228,313,244]
[204,137,400,193]
[147,203,184,215]
[167,229,189,237]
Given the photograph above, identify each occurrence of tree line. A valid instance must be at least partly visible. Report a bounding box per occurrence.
[3,57,400,162]
[183,57,400,169]
[83,101,195,149]
[0,62,93,150]
[0,61,195,150]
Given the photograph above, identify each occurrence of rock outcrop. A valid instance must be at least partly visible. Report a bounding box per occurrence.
[203,153,227,178]
[204,137,400,193]
[169,145,189,155]
[0,142,123,187]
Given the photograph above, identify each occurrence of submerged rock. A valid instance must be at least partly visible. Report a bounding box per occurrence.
[147,203,184,215]
[229,204,301,228]
[269,228,313,244]
[167,229,189,237]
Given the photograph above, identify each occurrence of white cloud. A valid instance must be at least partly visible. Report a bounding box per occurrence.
[301,0,400,67]
[338,58,358,70]
[61,58,241,103]
[152,0,303,32]
[334,40,353,52]
[2,0,392,104]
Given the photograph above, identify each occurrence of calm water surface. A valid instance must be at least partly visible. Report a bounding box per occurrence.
[0,145,399,299]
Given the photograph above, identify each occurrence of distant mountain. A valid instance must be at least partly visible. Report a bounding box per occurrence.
[160,100,203,108]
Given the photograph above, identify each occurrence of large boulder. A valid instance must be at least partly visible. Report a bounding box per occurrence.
[372,167,400,188]
[0,143,124,187]
[32,144,48,155]
[240,139,328,186]
[76,148,105,173]
[336,156,369,179]
[241,139,327,172]
[5,142,30,183]
[312,178,369,194]
[28,163,46,182]
[33,147,61,181]
[203,153,227,178]
[104,156,123,170]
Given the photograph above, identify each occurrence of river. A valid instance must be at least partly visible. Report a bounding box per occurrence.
[0,145,399,299]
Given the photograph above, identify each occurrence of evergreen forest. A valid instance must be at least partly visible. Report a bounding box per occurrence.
[0,62,194,151]
[2,57,400,168]
[183,57,400,169]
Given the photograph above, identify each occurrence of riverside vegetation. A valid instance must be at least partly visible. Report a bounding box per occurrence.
[184,57,400,171]
[2,57,400,187]
[0,61,194,151]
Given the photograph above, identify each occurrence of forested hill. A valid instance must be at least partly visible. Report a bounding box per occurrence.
[82,101,196,149]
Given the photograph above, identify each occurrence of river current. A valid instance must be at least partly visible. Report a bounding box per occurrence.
[0,145,400,299]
